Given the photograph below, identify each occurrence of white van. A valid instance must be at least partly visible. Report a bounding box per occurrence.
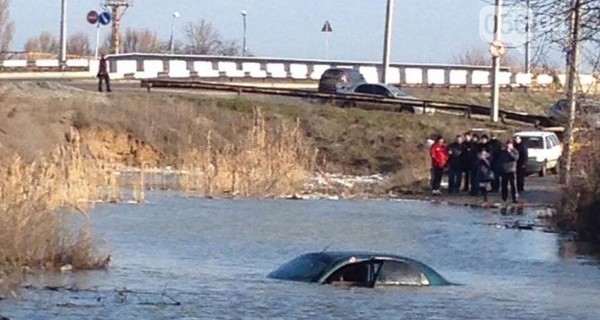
[514,131,562,177]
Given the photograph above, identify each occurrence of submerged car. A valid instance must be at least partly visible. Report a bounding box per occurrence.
[268,251,450,287]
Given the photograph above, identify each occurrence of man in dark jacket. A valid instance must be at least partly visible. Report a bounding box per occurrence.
[498,140,520,203]
[461,132,474,192]
[447,135,464,194]
[486,133,502,192]
[97,54,112,92]
[514,135,528,192]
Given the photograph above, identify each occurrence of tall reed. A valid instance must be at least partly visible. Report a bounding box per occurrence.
[0,129,109,295]
[179,108,316,197]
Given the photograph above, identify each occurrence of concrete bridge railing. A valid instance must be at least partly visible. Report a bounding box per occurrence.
[1,53,598,90]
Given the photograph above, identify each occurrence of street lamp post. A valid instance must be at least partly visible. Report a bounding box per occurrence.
[241,10,247,56]
[169,11,180,54]
[59,0,68,68]
[381,0,394,84]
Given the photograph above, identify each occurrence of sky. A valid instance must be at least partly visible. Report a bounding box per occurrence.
[7,0,565,66]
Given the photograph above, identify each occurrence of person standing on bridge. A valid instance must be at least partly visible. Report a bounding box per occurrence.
[97,54,112,93]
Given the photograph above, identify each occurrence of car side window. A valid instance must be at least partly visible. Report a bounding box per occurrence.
[551,135,560,146]
[326,261,377,287]
[376,261,428,286]
[372,85,390,97]
[355,84,372,94]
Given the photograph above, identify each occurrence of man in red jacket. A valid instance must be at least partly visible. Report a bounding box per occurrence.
[430,135,448,195]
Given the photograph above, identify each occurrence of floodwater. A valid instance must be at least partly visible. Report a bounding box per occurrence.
[1,192,600,320]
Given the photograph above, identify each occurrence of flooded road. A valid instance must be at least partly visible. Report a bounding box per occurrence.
[2,193,599,319]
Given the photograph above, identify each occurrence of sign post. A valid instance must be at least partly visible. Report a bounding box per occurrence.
[321,20,333,60]
[89,11,112,59]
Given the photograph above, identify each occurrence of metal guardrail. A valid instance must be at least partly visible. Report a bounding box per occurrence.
[140,79,553,127]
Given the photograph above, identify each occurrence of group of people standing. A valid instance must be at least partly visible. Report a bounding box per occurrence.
[429,132,528,204]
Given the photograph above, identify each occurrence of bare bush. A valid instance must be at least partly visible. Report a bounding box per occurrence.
[123,28,163,53]
[0,137,110,296]
[0,0,14,58]
[184,19,241,55]
[558,130,600,240]
[67,32,92,57]
[24,32,59,54]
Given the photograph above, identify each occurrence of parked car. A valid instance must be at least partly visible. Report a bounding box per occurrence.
[318,68,366,94]
[514,131,562,177]
[347,83,435,115]
[268,251,451,288]
[548,98,600,128]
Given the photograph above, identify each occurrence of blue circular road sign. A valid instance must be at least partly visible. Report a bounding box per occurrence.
[99,12,111,25]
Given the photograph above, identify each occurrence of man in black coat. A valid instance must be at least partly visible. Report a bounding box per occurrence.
[447,135,464,194]
[514,135,529,192]
[486,133,502,192]
[461,132,474,192]
[469,134,481,195]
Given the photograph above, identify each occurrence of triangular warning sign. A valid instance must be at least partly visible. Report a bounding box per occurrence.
[321,20,332,32]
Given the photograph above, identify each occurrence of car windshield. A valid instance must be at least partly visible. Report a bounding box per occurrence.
[268,254,331,282]
[520,136,544,149]
[386,85,410,97]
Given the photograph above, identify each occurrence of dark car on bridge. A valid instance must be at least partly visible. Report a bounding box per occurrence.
[268,251,451,288]
[318,68,366,94]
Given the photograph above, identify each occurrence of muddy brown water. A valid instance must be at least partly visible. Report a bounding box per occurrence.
[1,192,599,319]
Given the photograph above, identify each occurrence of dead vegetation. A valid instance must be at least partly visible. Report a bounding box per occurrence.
[178,107,316,197]
[0,136,110,297]
[557,131,600,241]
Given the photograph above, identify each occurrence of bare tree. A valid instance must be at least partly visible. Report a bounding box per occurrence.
[0,0,14,58]
[24,32,59,54]
[184,19,241,56]
[67,32,92,57]
[123,28,162,53]
[453,47,520,69]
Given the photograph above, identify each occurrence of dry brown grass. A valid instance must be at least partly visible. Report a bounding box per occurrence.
[0,133,110,296]
[558,131,600,241]
[179,107,316,197]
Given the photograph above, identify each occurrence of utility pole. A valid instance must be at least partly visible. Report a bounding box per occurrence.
[381,0,394,83]
[59,0,67,68]
[525,0,531,74]
[490,0,503,122]
[560,0,581,185]
[104,0,132,54]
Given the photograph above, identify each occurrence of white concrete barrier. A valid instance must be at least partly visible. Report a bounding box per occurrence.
[169,60,190,78]
[35,59,59,67]
[387,67,401,84]
[218,61,244,77]
[194,61,219,77]
[405,68,422,85]
[449,70,467,85]
[116,60,136,76]
[135,60,162,78]
[359,66,379,83]
[2,60,27,67]
[242,62,267,78]
[536,74,553,86]
[515,73,532,87]
[472,70,490,85]
[66,59,89,67]
[266,63,287,78]
[311,64,330,80]
[290,64,308,79]
[427,69,445,85]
